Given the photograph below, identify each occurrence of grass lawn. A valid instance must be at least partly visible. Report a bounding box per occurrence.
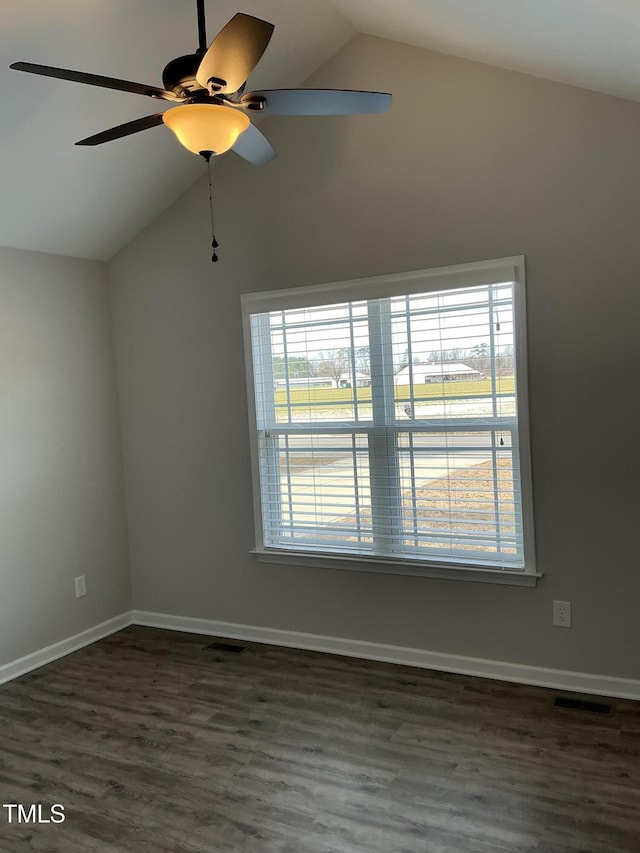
[275,377,514,405]
[275,377,515,417]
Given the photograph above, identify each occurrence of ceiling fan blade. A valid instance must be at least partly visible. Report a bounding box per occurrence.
[75,114,165,146]
[10,62,184,102]
[196,13,274,95]
[232,123,276,165]
[241,89,392,116]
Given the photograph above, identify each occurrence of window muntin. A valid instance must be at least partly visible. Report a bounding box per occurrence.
[243,259,534,577]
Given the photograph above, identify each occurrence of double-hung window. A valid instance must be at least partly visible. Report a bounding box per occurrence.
[242,257,536,585]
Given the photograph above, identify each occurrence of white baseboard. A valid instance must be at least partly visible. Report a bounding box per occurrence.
[0,612,133,686]
[133,610,640,701]
[3,609,638,702]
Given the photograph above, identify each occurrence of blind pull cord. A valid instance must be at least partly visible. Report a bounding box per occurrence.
[496,314,505,445]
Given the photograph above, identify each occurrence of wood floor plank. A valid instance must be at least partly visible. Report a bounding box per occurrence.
[1,625,639,852]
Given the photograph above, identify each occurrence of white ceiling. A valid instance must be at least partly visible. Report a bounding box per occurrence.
[336,0,640,103]
[3,0,640,261]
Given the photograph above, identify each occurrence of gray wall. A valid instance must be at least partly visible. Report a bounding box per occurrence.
[109,35,640,679]
[0,247,130,666]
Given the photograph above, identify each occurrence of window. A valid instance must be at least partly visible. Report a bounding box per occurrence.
[242,257,536,585]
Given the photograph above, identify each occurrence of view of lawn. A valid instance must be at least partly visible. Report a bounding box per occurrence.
[275,377,515,419]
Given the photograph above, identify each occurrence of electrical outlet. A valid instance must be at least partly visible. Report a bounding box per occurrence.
[75,575,87,598]
[553,600,572,628]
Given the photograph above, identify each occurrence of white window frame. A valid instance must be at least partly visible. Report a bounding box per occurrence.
[241,257,538,587]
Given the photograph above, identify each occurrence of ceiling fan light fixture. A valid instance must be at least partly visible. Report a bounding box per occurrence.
[163,103,250,156]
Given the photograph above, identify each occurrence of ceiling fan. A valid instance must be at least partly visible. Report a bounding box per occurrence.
[10,0,392,165]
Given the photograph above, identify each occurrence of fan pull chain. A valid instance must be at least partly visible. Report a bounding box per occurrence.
[203,153,219,262]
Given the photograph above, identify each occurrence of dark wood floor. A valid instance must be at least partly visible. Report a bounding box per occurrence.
[0,627,638,853]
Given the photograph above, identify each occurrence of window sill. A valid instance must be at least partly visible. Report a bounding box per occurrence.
[250,549,541,587]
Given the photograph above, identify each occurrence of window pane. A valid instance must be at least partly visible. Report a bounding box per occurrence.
[391,285,515,422]
[260,433,373,551]
[262,302,372,425]
[396,431,521,565]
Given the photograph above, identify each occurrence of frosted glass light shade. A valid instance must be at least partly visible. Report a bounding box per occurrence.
[163,104,250,156]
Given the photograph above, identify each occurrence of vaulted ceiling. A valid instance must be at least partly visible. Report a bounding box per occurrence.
[3,0,640,261]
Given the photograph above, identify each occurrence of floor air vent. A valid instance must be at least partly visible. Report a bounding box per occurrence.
[553,697,611,714]
[204,641,247,654]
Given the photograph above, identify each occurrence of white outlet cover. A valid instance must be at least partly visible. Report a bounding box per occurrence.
[553,600,572,628]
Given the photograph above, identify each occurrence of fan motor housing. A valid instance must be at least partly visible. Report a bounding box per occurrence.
[162,54,206,96]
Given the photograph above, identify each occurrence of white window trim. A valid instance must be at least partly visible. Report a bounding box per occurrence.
[241,256,538,587]
[249,549,539,587]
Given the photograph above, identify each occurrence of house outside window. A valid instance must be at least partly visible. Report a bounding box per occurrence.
[241,257,536,586]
